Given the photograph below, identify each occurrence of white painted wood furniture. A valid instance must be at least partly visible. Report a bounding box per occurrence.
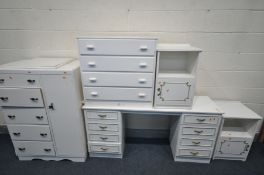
[0,58,87,162]
[213,101,262,161]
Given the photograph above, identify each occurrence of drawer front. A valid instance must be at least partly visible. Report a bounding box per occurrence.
[180,138,214,147]
[84,87,152,102]
[13,141,55,156]
[78,39,156,56]
[0,88,44,107]
[3,108,48,125]
[178,149,211,158]
[89,134,119,142]
[89,144,121,153]
[183,115,219,125]
[82,72,153,88]
[86,111,119,120]
[181,127,216,136]
[8,125,52,141]
[87,123,119,132]
[0,74,40,87]
[80,56,155,72]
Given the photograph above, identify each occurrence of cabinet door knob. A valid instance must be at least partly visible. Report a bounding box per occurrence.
[8,115,16,120]
[196,118,206,122]
[138,78,147,84]
[0,79,5,83]
[27,79,35,84]
[139,62,147,68]
[138,93,146,98]
[91,92,98,96]
[36,116,44,120]
[40,133,48,137]
[86,45,95,50]
[99,126,107,130]
[18,147,26,152]
[140,46,148,51]
[13,132,21,136]
[0,97,8,102]
[89,77,97,82]
[30,98,38,102]
[44,148,51,152]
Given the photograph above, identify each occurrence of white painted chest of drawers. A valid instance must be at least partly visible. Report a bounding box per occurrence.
[0,58,87,162]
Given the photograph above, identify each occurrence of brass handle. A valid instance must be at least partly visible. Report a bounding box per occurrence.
[8,115,16,120]
[36,116,44,120]
[100,137,108,140]
[196,118,206,122]
[40,133,48,137]
[30,98,38,102]
[44,148,51,152]
[192,141,201,145]
[13,132,21,136]
[18,147,26,152]
[0,97,8,101]
[100,147,108,151]
[194,130,203,134]
[190,151,199,156]
[99,126,107,130]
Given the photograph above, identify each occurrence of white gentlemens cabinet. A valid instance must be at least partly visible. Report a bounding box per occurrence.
[213,101,262,161]
[0,58,87,162]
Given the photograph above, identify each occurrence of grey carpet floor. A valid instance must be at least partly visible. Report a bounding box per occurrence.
[1,134,264,175]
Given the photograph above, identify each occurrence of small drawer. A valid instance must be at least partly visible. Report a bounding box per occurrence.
[0,88,44,107]
[3,108,48,125]
[178,149,211,158]
[0,74,40,87]
[180,138,214,147]
[8,125,52,141]
[82,72,153,88]
[86,111,119,120]
[89,144,121,153]
[78,38,156,56]
[87,123,119,132]
[80,56,155,72]
[181,127,216,136]
[13,141,55,156]
[183,115,219,125]
[88,134,119,142]
[84,87,152,102]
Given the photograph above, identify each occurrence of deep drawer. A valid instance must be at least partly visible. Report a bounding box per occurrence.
[13,141,55,156]
[0,74,40,87]
[85,111,119,120]
[88,134,119,142]
[78,38,156,56]
[183,115,219,125]
[180,138,214,147]
[178,149,211,158]
[87,123,119,132]
[181,127,216,136]
[84,87,152,102]
[80,56,155,72]
[0,88,44,107]
[82,72,153,88]
[89,144,121,153]
[3,108,48,125]
[8,125,52,141]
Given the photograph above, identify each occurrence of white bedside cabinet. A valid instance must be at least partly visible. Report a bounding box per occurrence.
[0,58,87,162]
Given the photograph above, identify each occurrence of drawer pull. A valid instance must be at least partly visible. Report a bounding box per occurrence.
[138,93,146,98]
[91,92,98,96]
[48,103,55,110]
[88,62,96,67]
[27,79,35,83]
[190,151,199,156]
[89,77,97,82]
[139,62,147,68]
[36,116,44,120]
[0,97,8,102]
[30,98,39,102]
[86,45,95,50]
[18,147,26,152]
[138,78,147,83]
[0,79,4,83]
[100,137,108,140]
[98,114,107,118]
[13,132,21,136]
[44,148,52,152]
[8,115,16,120]
[194,130,204,134]
[100,147,108,151]
[196,118,206,122]
[192,141,201,145]
[99,126,108,130]
[140,46,148,51]
[40,133,48,137]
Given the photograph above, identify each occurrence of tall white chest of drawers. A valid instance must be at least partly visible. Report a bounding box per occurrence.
[0,58,87,162]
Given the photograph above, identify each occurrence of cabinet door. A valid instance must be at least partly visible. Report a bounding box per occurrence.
[40,74,87,158]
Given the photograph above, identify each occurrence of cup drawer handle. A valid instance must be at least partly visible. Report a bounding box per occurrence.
[0,97,8,102]
[139,62,147,68]
[27,79,35,84]
[13,132,21,136]
[40,133,48,137]
[86,45,95,50]
[89,77,97,82]
[90,92,98,96]
[0,79,5,83]
[196,118,206,122]
[44,148,52,152]
[87,62,96,67]
[190,151,199,156]
[100,147,108,151]
[18,147,26,152]
[100,137,109,140]
[138,93,146,98]
[140,46,148,51]
[99,126,108,130]
[98,114,107,118]
[192,141,201,145]
[138,78,147,83]
[30,98,39,102]
[36,116,44,120]
[8,115,16,120]
[194,130,204,134]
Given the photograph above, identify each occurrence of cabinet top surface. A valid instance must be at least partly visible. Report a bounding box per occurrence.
[83,96,223,115]
[157,44,202,52]
[215,101,262,120]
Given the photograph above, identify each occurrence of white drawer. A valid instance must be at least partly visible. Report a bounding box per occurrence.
[80,56,155,72]
[84,87,152,102]
[8,125,52,141]
[181,127,216,136]
[87,123,119,132]
[3,108,48,125]
[86,111,119,120]
[183,115,219,125]
[82,72,153,88]
[88,134,119,142]
[78,38,156,56]
[180,138,214,147]
[0,74,40,87]
[178,149,211,158]
[0,88,44,107]
[89,144,121,153]
[13,141,55,156]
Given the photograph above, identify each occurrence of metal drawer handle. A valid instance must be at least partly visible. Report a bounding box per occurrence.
[86,45,95,50]
[0,97,8,102]
[190,151,199,156]
[88,62,96,67]
[36,116,44,120]
[89,77,97,82]
[139,62,147,68]
[138,78,147,83]
[30,98,39,102]
[48,103,55,110]
[91,92,98,96]
[194,130,204,134]
[98,114,107,118]
[18,147,26,152]
[140,46,148,51]
[138,93,146,98]
[27,79,35,83]
[99,126,107,130]
[40,133,48,137]
[192,141,201,145]
[44,148,51,152]
[100,137,108,140]
[196,118,206,122]
[100,147,108,151]
[8,115,16,120]
[13,132,21,136]
[0,79,4,83]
